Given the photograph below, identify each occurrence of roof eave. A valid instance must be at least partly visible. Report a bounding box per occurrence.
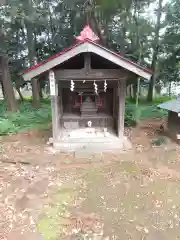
[22,40,152,81]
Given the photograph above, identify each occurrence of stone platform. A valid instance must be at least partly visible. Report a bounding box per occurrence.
[53,128,132,152]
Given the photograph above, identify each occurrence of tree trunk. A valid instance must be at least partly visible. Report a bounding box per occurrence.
[24,0,40,107]
[168,81,172,97]
[16,86,24,101]
[147,0,163,102]
[32,78,40,108]
[90,13,106,45]
[0,81,6,99]
[38,80,43,99]
[147,55,158,102]
[133,83,137,100]
[130,84,133,100]
[0,56,18,111]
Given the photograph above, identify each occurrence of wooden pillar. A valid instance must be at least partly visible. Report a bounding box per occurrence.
[32,78,40,107]
[117,80,126,138]
[49,71,60,142]
[113,87,116,118]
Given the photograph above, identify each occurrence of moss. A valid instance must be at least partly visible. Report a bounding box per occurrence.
[37,186,75,240]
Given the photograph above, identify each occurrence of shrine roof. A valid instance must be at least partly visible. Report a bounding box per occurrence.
[158,97,180,113]
[23,25,152,81]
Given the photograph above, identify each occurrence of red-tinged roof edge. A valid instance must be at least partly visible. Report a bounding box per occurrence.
[24,39,152,76]
[91,40,153,74]
[24,40,86,74]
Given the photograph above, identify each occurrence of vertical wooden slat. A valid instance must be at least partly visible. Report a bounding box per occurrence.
[117,80,126,138]
[51,95,59,141]
[58,83,63,128]
[49,71,60,142]
[113,87,116,117]
[84,53,91,72]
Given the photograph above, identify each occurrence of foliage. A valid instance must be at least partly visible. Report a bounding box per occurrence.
[0,0,179,111]
[0,97,169,135]
[125,97,168,126]
[0,100,51,135]
[151,136,166,146]
[125,103,137,126]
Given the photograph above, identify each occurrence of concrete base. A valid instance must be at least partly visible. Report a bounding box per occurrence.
[52,128,132,153]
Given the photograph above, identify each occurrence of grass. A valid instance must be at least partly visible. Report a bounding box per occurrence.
[0,96,169,135]
[139,104,167,120]
[125,101,168,126]
[37,185,76,240]
[0,99,51,135]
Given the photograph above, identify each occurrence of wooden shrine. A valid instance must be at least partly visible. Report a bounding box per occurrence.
[22,25,152,150]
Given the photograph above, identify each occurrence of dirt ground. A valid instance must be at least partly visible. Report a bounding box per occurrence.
[1,118,180,239]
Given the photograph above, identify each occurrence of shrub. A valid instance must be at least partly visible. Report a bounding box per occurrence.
[151,137,166,146]
[0,100,51,135]
[125,103,137,126]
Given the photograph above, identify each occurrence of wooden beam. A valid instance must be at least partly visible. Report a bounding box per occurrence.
[113,87,116,118]
[58,83,63,117]
[117,80,126,138]
[84,53,91,72]
[51,95,60,141]
[55,69,128,80]
[60,81,117,89]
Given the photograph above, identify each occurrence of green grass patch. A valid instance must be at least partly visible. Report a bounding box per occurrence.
[151,136,167,146]
[139,104,167,120]
[37,185,76,240]
[125,97,169,125]
[0,99,51,135]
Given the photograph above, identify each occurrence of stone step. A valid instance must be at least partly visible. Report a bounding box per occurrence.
[54,141,124,152]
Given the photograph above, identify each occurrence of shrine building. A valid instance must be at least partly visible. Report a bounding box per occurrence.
[22,25,152,151]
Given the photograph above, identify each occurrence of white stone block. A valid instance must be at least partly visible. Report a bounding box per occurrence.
[177,134,180,140]
[104,128,108,133]
[104,132,110,137]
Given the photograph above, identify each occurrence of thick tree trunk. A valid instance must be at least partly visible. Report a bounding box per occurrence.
[24,0,40,107]
[32,78,40,108]
[147,0,163,102]
[0,56,18,111]
[90,14,106,45]
[147,55,157,102]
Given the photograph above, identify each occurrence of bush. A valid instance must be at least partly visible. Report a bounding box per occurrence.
[151,137,166,146]
[0,100,51,135]
[125,103,137,126]
[125,100,168,126]
[153,95,175,104]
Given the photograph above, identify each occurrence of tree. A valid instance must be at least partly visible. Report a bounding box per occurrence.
[1,0,178,106]
[147,0,163,101]
[0,56,18,111]
[0,9,18,111]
